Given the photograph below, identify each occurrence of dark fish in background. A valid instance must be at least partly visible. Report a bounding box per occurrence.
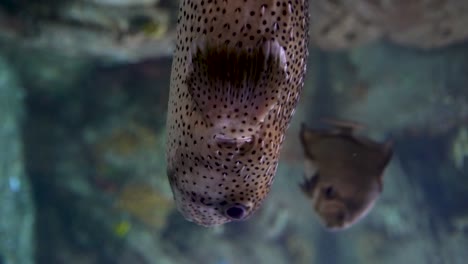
[299,120,393,230]
[165,0,310,226]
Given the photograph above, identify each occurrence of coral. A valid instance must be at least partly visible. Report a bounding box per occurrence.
[113,219,132,238]
[126,13,169,39]
[116,184,174,231]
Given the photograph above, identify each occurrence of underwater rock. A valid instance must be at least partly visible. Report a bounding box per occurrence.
[0,56,35,264]
[0,0,174,62]
[7,48,94,96]
[339,42,468,137]
[27,122,178,264]
[59,1,169,37]
[348,0,468,49]
[309,0,383,50]
[20,54,190,263]
[309,0,468,50]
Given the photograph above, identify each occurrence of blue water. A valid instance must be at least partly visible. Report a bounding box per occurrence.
[0,1,467,264]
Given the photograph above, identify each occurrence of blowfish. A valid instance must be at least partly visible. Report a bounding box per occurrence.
[166,0,310,226]
[299,120,393,230]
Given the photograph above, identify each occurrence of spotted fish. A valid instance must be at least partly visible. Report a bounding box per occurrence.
[166,0,309,226]
[299,120,392,230]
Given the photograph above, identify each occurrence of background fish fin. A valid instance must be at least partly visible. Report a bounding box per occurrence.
[320,118,366,135]
[379,140,394,171]
[300,123,322,159]
[299,172,320,197]
[377,175,384,193]
[375,139,393,193]
[187,40,287,131]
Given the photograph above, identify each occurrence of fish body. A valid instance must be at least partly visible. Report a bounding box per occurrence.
[166,0,310,226]
[299,120,392,230]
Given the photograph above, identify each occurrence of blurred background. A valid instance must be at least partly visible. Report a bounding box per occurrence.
[0,0,467,263]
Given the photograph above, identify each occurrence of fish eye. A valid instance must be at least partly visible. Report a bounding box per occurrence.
[323,186,337,200]
[224,205,247,220]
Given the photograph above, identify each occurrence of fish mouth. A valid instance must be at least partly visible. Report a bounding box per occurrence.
[318,201,349,230]
[224,205,248,220]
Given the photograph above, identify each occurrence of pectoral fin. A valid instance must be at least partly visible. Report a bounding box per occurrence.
[300,123,323,160]
[321,118,365,135]
[300,172,320,197]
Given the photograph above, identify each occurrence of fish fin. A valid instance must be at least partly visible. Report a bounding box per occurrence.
[324,119,393,160]
[299,172,320,197]
[299,123,314,160]
[377,176,384,193]
[320,118,366,135]
[379,140,394,173]
[300,123,322,160]
[374,140,393,193]
[382,140,394,165]
[301,120,368,154]
[187,39,287,132]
